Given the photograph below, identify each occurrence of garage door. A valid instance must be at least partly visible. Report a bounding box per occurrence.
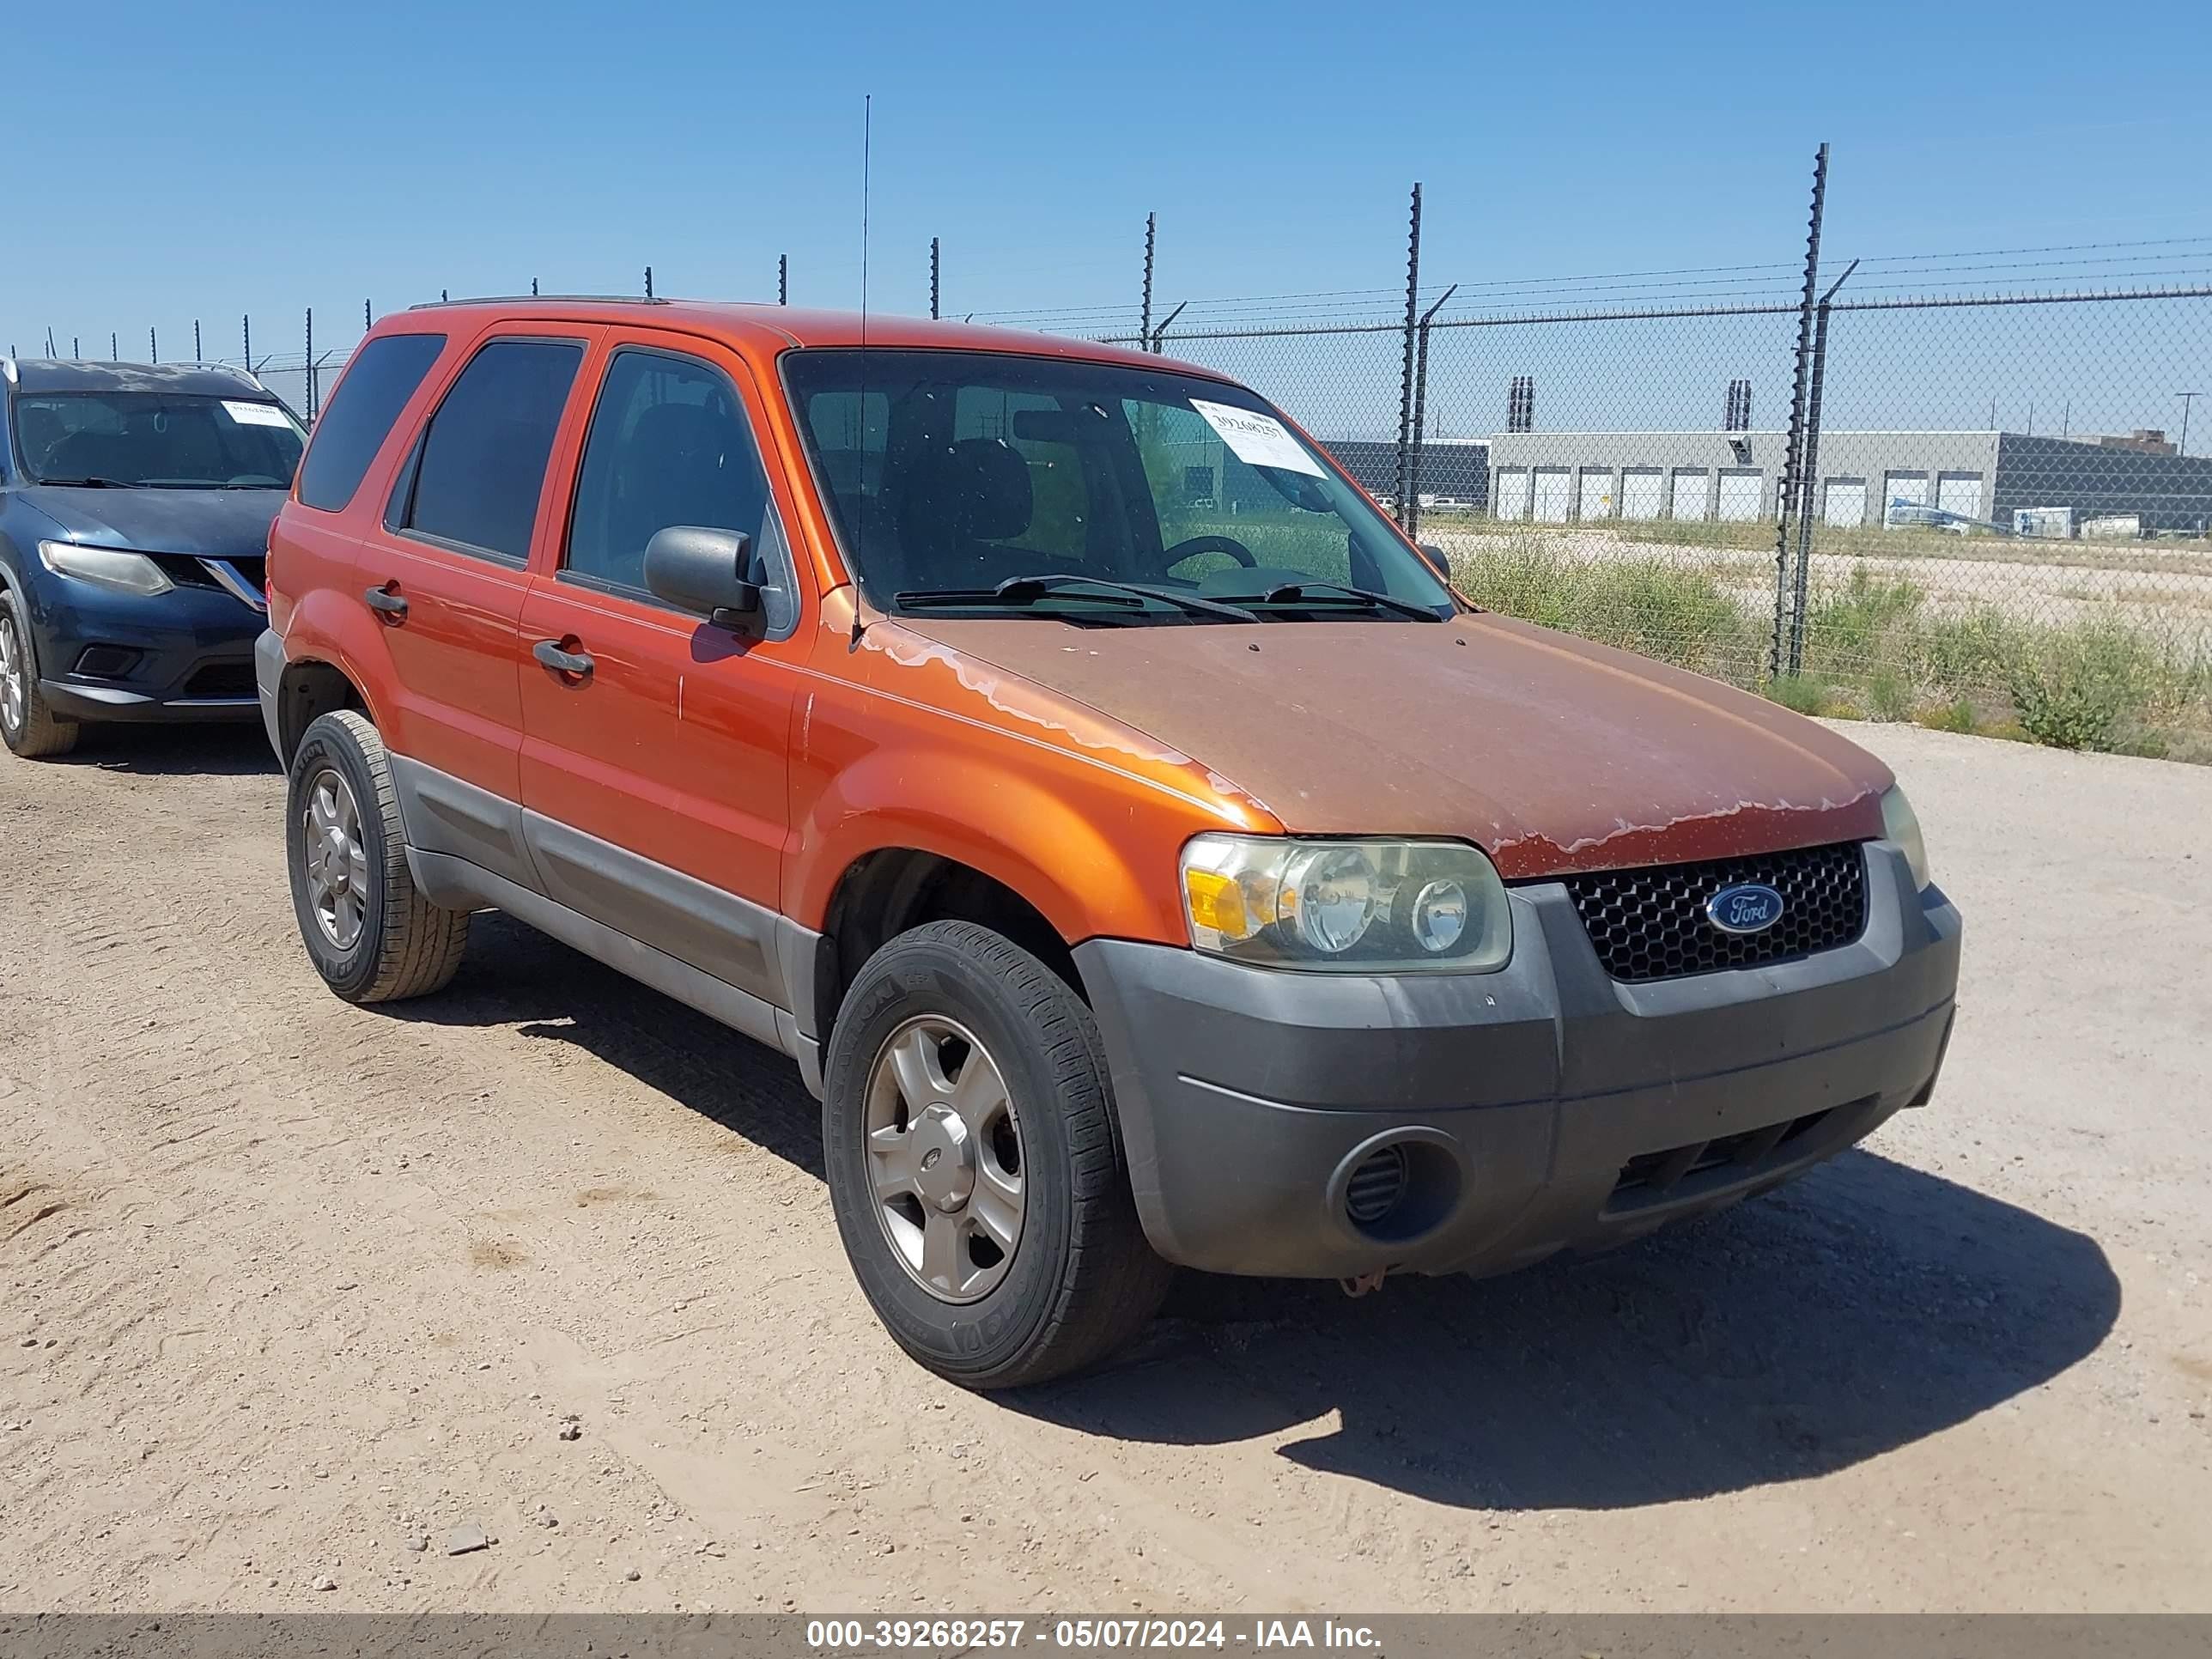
[1532,468,1572,523]
[1493,468,1529,521]
[1620,468,1662,520]
[1669,470,1711,521]
[1717,469,1764,521]
[1822,477,1868,527]
[1883,471,1929,528]
[1937,471,1984,521]
[1577,469,1615,522]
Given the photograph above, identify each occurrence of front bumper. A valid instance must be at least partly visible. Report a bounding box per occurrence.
[25,578,264,725]
[1075,842,1960,1279]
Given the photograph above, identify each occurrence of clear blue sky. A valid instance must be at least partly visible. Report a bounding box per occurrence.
[9,0,2211,360]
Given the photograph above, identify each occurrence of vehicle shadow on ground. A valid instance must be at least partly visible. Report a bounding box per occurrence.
[50,722,277,777]
[388,913,2118,1514]
[1015,1152,2120,1510]
[380,911,828,1178]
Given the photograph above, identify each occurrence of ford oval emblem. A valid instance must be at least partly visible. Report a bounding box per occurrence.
[1706,882,1786,936]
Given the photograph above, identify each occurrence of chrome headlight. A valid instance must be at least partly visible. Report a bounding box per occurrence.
[1881,785,1931,890]
[37,539,173,598]
[1180,835,1512,973]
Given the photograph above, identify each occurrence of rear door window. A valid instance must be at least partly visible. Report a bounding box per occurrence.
[398,338,584,562]
[295,333,446,511]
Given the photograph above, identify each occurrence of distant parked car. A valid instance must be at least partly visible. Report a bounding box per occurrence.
[0,357,304,757]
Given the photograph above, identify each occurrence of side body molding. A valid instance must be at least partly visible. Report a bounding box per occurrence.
[390,756,825,1094]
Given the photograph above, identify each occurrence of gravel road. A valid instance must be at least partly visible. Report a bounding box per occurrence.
[2,720,2208,1613]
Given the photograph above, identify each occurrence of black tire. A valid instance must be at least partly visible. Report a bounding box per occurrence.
[0,591,82,759]
[823,920,1172,1389]
[285,709,469,1003]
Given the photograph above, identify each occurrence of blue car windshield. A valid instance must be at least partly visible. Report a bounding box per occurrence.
[15,392,306,489]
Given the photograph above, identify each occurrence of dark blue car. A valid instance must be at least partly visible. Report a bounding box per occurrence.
[0,356,305,757]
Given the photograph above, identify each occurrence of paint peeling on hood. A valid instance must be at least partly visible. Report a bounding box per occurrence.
[858,619,1280,828]
[885,611,1893,879]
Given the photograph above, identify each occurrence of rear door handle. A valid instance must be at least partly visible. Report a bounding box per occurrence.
[362,583,409,621]
[532,638,594,679]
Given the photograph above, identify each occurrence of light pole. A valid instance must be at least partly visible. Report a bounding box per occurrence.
[2179,392,2204,457]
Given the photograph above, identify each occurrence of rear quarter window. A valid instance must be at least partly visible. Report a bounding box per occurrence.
[296,333,447,512]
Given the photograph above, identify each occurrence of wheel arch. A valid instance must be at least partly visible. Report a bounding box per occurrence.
[812,847,1085,1051]
[271,656,370,767]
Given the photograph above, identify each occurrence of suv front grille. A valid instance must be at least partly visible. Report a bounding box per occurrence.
[1559,841,1869,982]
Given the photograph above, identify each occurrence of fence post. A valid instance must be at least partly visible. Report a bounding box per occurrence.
[1787,258,1857,675]
[1140,212,1156,344]
[1392,183,1423,529]
[1770,143,1829,681]
[930,237,940,320]
[1407,284,1458,540]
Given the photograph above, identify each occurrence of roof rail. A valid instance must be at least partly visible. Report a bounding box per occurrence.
[405,293,672,311]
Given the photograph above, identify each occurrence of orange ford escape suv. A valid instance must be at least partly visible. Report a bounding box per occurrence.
[257,297,1960,1388]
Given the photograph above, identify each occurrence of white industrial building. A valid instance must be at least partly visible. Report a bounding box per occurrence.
[1480,428,2212,536]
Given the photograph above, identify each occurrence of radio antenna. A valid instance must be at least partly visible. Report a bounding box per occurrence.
[852,93,874,650]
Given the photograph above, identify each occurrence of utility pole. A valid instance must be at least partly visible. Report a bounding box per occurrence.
[2177,392,2203,457]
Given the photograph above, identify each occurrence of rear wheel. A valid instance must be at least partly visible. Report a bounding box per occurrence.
[823,921,1171,1389]
[0,592,81,759]
[286,709,469,1002]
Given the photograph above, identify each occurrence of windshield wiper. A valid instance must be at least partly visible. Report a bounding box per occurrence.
[34,476,132,489]
[1222,580,1447,621]
[898,574,1258,623]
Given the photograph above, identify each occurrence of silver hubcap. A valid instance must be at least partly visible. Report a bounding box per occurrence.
[0,616,24,734]
[864,1015,1024,1304]
[302,768,370,951]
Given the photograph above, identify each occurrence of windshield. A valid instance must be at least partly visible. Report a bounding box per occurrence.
[13,391,306,489]
[781,349,1455,623]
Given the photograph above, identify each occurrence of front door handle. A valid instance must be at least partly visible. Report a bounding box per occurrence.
[532,637,594,680]
[362,582,409,621]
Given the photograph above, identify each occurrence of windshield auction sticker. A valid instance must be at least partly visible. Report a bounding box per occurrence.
[221,400,294,428]
[1188,399,1325,477]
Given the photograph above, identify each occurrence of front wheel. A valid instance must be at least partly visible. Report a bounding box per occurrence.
[0,592,80,758]
[823,921,1171,1389]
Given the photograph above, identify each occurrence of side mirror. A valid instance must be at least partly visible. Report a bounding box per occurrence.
[1417,541,1450,579]
[644,526,763,634]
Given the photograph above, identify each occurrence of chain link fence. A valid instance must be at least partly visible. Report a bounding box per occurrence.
[1121,286,2212,761]
[22,197,2210,759]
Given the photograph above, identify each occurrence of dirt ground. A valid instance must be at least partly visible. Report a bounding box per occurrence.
[2,720,2209,1614]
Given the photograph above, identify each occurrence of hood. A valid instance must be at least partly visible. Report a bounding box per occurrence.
[21,484,284,561]
[889,612,1892,879]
